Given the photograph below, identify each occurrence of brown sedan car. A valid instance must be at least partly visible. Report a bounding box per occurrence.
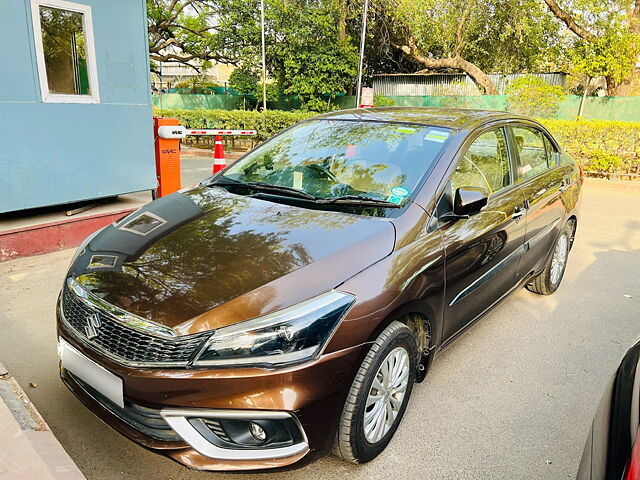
[57,107,582,470]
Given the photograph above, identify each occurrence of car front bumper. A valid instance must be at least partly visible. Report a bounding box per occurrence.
[57,318,366,471]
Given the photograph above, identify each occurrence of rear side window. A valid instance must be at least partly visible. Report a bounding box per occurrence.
[451,128,510,194]
[512,126,552,180]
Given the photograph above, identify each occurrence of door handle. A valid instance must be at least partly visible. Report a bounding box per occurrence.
[559,178,572,193]
[512,206,525,220]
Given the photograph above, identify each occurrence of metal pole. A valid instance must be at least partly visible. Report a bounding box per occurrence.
[159,60,163,109]
[578,75,590,118]
[260,0,267,110]
[355,0,369,108]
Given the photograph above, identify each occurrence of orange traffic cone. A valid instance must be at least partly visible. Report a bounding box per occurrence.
[213,135,226,173]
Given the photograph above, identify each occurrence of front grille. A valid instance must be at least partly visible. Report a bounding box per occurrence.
[61,287,207,366]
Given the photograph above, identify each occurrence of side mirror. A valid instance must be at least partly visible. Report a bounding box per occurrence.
[454,186,489,217]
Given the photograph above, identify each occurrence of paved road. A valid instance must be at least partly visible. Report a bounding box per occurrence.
[1,181,639,480]
[181,148,243,188]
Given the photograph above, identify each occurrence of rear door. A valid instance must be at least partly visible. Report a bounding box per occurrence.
[509,124,572,277]
[439,126,528,342]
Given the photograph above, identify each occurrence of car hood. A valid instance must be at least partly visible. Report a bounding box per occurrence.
[69,186,395,334]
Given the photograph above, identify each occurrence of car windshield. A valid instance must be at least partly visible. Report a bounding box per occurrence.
[220,119,451,205]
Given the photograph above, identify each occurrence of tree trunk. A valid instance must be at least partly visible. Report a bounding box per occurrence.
[396,43,498,95]
[606,76,619,97]
[614,76,634,96]
[338,0,347,41]
[542,0,596,41]
[616,0,640,96]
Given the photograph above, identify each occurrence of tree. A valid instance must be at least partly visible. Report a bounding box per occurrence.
[542,0,640,96]
[218,0,358,111]
[228,65,278,109]
[381,0,562,95]
[147,0,249,68]
[388,0,498,94]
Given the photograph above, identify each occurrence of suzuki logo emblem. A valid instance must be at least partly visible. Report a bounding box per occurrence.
[84,313,102,340]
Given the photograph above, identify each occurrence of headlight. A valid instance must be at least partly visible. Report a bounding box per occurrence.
[191,290,355,368]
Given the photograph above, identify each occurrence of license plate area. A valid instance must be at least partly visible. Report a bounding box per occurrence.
[59,337,124,408]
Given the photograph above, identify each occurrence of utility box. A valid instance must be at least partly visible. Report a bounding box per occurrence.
[0,0,156,213]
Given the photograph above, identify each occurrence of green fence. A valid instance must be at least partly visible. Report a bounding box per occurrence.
[153,94,237,110]
[152,93,640,122]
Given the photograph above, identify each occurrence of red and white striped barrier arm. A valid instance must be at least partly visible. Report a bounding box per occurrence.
[158,126,256,139]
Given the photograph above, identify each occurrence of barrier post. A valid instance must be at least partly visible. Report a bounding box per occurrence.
[153,117,181,198]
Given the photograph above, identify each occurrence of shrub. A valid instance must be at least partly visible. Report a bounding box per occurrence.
[507,75,565,118]
[373,94,395,107]
[153,108,640,174]
[540,118,640,173]
[153,108,315,142]
[173,74,220,94]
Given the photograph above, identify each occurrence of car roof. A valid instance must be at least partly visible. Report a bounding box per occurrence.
[314,107,530,131]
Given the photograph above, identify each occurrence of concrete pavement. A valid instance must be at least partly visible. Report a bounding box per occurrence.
[0,180,638,479]
[0,362,84,480]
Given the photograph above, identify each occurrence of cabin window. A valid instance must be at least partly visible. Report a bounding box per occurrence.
[31,0,99,103]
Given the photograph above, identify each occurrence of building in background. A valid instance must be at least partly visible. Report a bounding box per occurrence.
[0,0,155,213]
[152,61,234,92]
[373,72,567,97]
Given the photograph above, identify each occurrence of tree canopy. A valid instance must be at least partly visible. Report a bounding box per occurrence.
[148,0,640,101]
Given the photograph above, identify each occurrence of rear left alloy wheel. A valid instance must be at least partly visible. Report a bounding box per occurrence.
[333,321,417,464]
[526,224,571,295]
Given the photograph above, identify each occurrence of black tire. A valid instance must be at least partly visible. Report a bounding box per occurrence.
[333,321,418,464]
[526,223,572,295]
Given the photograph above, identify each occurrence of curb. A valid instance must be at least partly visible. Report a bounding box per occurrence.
[0,208,135,263]
[0,362,85,480]
[584,177,640,194]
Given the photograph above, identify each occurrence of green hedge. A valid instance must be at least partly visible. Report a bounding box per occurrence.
[541,118,640,174]
[153,108,640,174]
[153,108,314,142]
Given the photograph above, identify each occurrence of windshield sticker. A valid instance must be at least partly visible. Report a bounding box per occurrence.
[424,129,450,143]
[391,186,410,197]
[387,195,403,205]
[396,127,416,134]
[293,171,304,190]
[345,144,357,158]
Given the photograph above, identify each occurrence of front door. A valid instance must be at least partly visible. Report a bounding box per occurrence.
[439,126,528,342]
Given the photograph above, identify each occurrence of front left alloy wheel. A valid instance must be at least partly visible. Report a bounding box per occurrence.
[333,321,417,464]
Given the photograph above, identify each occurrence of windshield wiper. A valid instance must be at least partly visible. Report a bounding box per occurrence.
[317,195,402,208]
[209,178,318,200]
[209,179,401,208]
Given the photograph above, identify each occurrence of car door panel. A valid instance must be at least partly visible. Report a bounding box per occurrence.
[510,125,571,276]
[439,126,528,342]
[441,185,527,340]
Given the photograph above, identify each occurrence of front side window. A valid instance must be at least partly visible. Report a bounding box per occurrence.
[512,126,550,180]
[221,120,451,206]
[543,135,559,167]
[451,128,510,194]
[31,0,99,103]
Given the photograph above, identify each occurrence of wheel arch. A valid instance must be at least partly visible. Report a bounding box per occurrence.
[566,215,578,251]
[365,300,441,383]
